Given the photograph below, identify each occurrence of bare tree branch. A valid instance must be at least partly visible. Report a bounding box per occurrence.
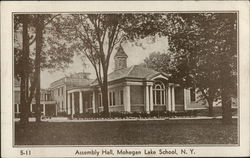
[44,14,61,26]
[29,36,36,46]
[106,25,120,68]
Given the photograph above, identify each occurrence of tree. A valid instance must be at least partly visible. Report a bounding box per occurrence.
[53,14,129,116]
[124,13,237,122]
[166,13,237,123]
[34,15,44,122]
[18,14,30,124]
[144,51,175,74]
[14,14,74,123]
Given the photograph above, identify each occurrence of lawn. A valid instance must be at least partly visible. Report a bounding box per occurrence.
[15,119,238,145]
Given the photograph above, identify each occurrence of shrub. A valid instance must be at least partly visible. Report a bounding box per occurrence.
[69,110,200,119]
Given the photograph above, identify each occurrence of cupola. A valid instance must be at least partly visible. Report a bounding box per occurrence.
[114,46,128,71]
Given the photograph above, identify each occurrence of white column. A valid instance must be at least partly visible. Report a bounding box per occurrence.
[43,104,45,116]
[100,93,102,107]
[92,91,96,113]
[63,86,67,112]
[165,88,168,111]
[30,104,32,113]
[149,85,154,111]
[72,92,75,116]
[145,85,150,113]
[184,89,187,111]
[55,105,57,116]
[124,85,131,112]
[67,93,71,115]
[17,104,20,113]
[171,86,175,111]
[168,87,172,111]
[79,91,83,113]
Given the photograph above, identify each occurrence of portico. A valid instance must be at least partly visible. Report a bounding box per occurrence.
[67,87,93,116]
[146,75,177,112]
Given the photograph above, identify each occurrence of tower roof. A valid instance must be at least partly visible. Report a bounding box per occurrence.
[114,46,128,58]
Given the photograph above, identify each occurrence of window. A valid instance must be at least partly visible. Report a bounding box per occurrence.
[58,88,60,96]
[162,91,165,104]
[120,90,123,105]
[109,91,116,106]
[113,92,115,105]
[153,91,155,104]
[190,88,196,102]
[89,95,93,108]
[99,94,102,107]
[109,92,112,106]
[61,87,64,96]
[153,81,165,105]
[14,104,18,113]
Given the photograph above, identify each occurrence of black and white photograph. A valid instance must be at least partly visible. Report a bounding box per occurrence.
[1,1,250,157]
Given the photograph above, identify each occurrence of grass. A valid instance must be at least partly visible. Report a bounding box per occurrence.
[15,119,238,145]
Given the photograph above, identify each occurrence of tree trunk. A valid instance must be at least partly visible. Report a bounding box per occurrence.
[200,89,214,117]
[35,15,44,122]
[220,61,232,124]
[19,15,30,124]
[20,73,29,124]
[207,98,214,117]
[221,89,232,124]
[102,69,109,117]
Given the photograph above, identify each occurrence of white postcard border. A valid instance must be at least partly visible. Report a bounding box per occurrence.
[1,1,249,157]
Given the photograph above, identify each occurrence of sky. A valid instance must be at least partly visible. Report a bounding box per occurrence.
[41,36,168,88]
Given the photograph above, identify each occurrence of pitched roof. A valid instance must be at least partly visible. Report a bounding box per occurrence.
[50,72,92,88]
[92,65,166,85]
[109,65,159,80]
[66,78,94,90]
[114,46,128,58]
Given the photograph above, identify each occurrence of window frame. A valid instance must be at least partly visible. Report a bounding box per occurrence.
[113,92,115,106]
[120,90,123,105]
[109,92,112,106]
[153,81,166,105]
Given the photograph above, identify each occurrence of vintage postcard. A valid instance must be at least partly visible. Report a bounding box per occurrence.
[1,1,250,157]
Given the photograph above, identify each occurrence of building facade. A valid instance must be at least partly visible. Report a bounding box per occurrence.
[65,46,208,117]
[16,46,232,118]
[49,72,93,115]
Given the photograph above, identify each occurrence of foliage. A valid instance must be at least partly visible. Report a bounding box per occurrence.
[167,13,237,95]
[72,110,200,119]
[144,51,175,74]
[14,14,74,76]
[14,14,75,123]
[128,13,237,120]
[166,13,237,121]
